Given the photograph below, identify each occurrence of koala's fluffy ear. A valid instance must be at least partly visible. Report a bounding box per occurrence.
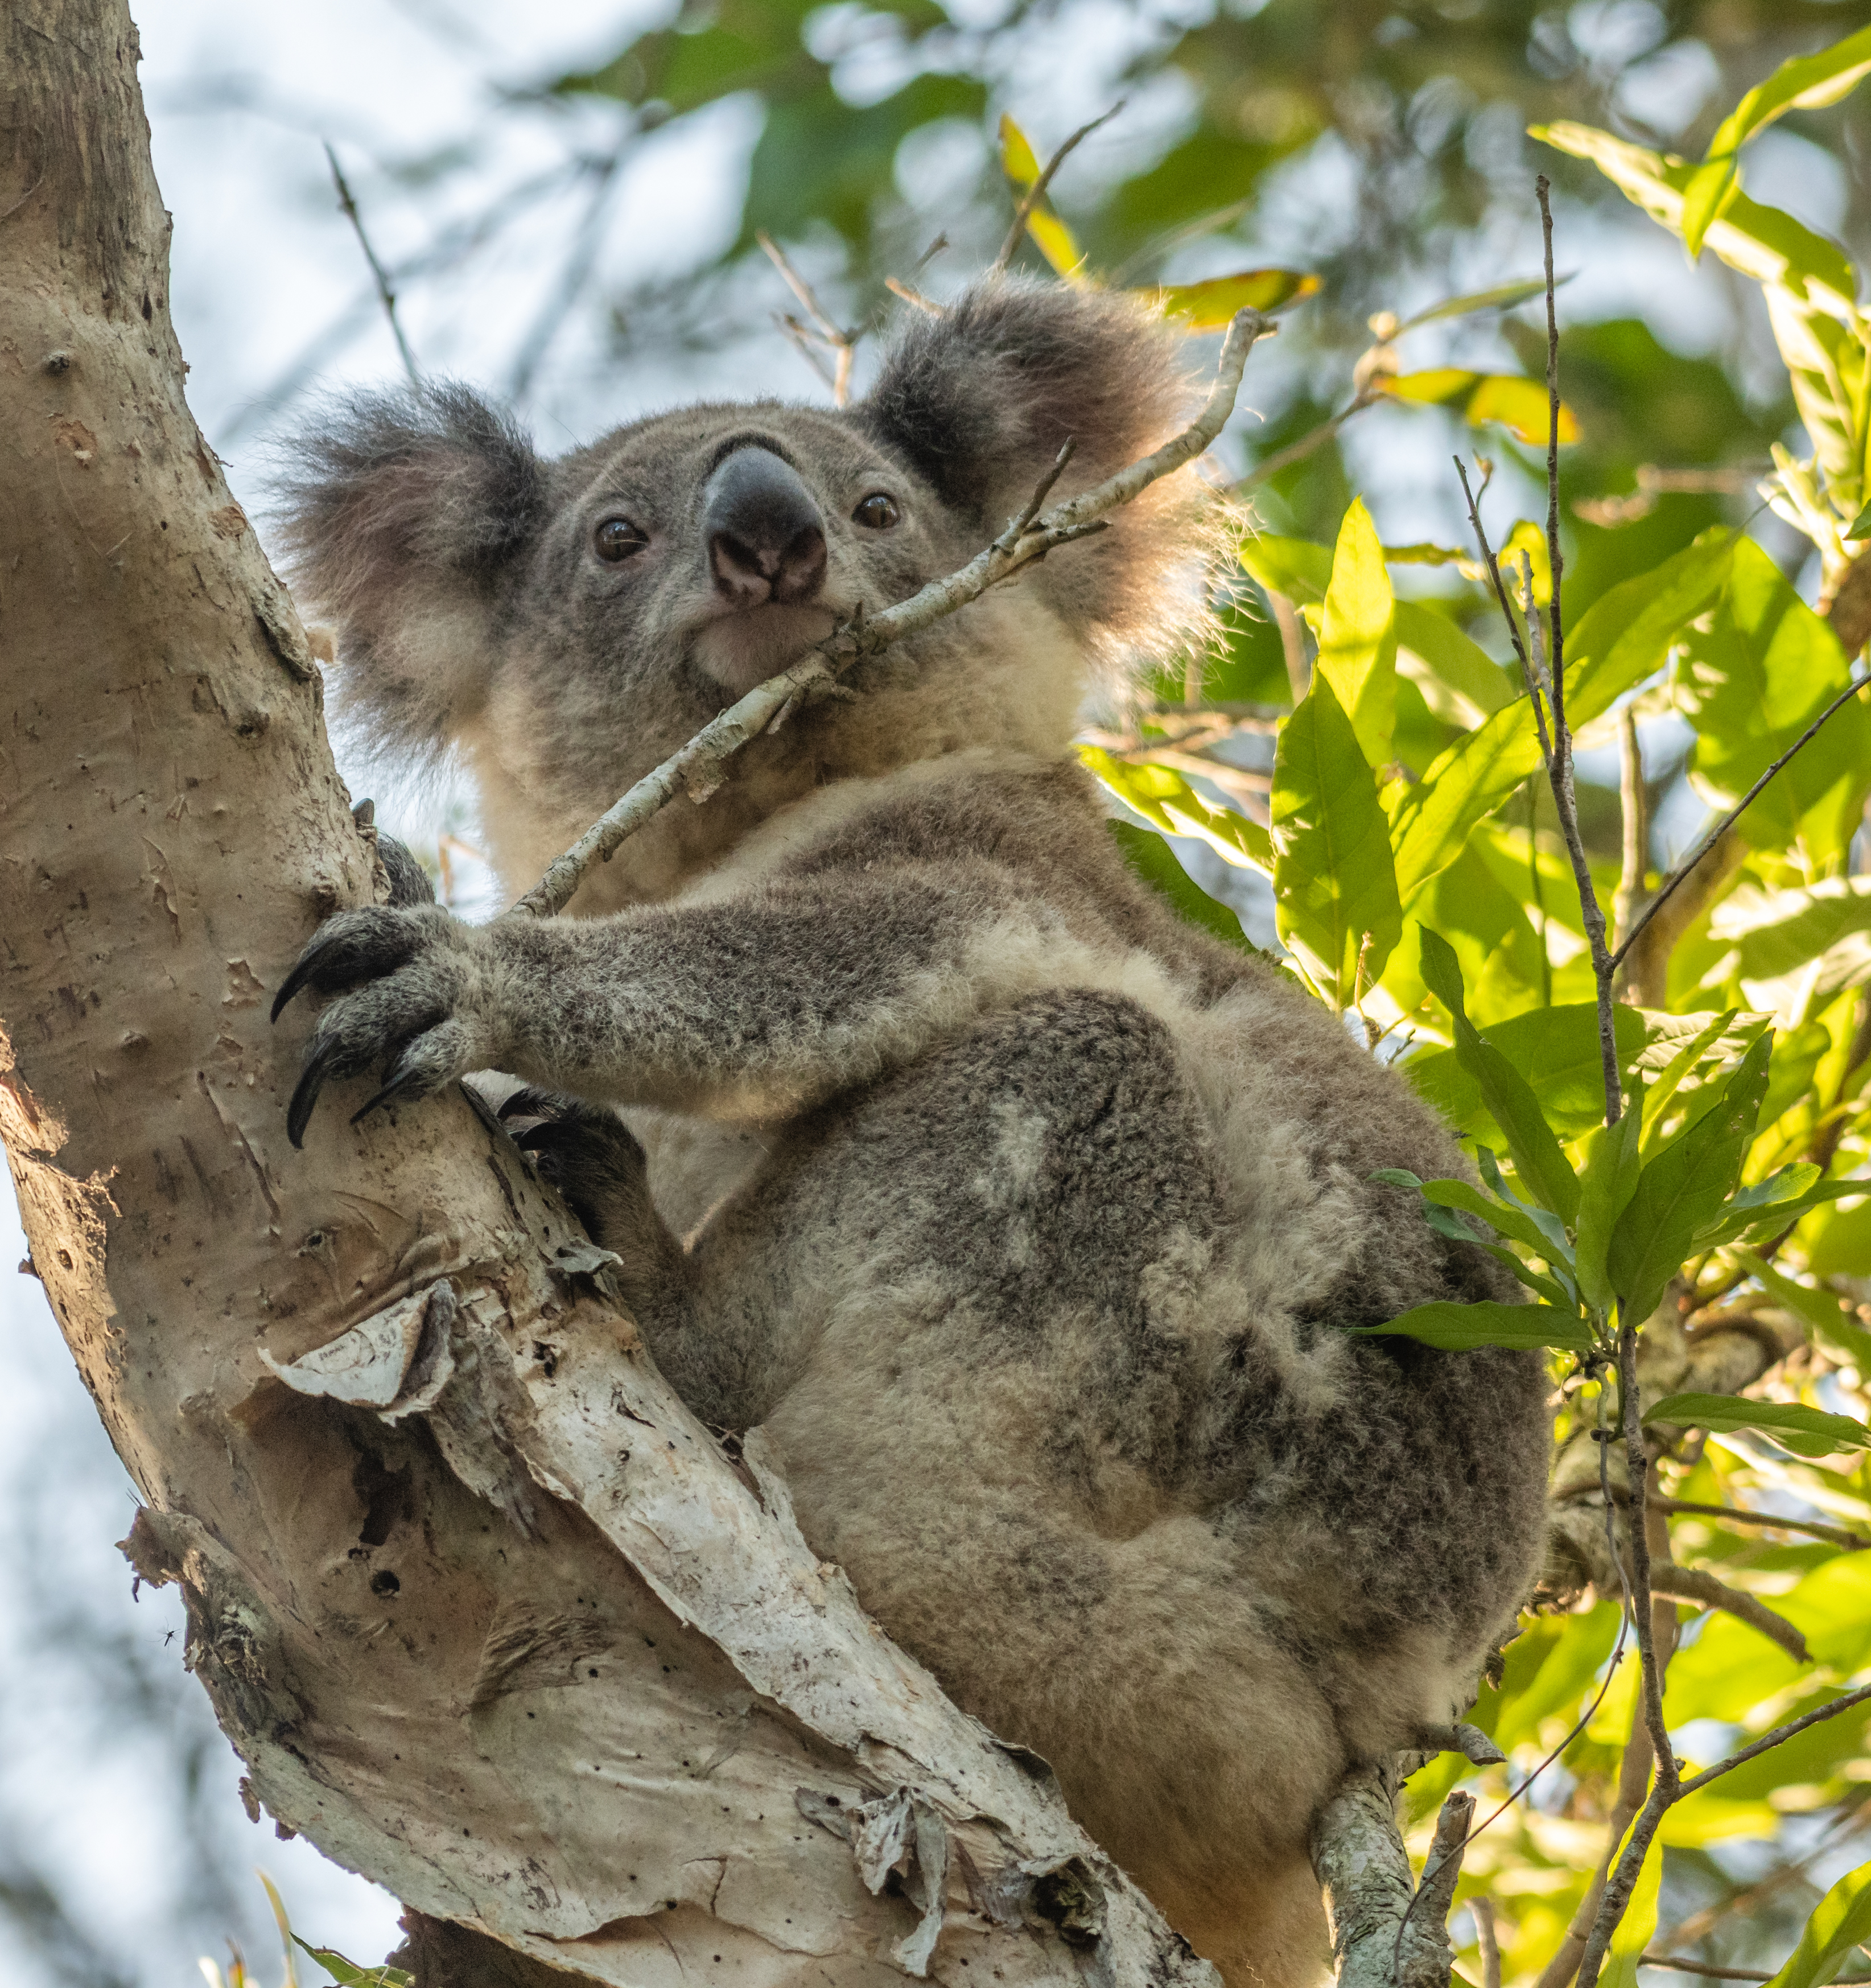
[860,278,1212,668]
[274,384,545,761]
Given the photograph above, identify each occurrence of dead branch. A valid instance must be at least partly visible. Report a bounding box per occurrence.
[1645,1562,1809,1661]
[1649,1497,1870,1551]
[757,231,859,405]
[514,305,1274,920]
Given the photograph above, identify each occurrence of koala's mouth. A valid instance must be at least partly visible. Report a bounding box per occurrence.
[689,600,844,698]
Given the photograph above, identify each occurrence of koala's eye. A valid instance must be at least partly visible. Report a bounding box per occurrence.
[594,517,649,563]
[851,492,900,531]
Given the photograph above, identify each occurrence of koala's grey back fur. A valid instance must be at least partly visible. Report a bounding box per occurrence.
[278,278,1552,1988]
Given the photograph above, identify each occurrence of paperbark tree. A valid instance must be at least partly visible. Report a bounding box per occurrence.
[0,6,1231,1982]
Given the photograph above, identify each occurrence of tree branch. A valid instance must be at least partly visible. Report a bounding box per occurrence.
[513,306,1274,919]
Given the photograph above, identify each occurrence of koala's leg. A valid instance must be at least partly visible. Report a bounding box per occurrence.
[497,1087,692,1320]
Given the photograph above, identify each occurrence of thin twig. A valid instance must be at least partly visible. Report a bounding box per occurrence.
[1650,1496,1870,1551]
[1639,1960,1772,1982]
[884,277,943,315]
[511,308,1272,919]
[758,232,860,405]
[990,102,1123,278]
[1474,1899,1502,1988]
[1609,668,1869,974]
[322,141,418,386]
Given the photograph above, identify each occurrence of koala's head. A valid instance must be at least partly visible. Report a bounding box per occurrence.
[277,278,1213,898]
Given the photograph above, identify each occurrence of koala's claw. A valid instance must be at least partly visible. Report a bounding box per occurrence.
[275,904,496,1147]
[497,1087,647,1241]
[271,905,428,1022]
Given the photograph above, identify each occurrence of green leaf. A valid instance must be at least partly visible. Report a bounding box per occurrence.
[1106,820,1262,954]
[1709,876,1871,1002]
[1270,674,1403,1007]
[294,1939,414,1988]
[1350,1299,1594,1353]
[1764,1857,1871,1988]
[1697,1175,1871,1253]
[1608,1032,1773,1321]
[1152,268,1320,326]
[1081,747,1276,875]
[1385,533,1736,900]
[1645,1391,1871,1459]
[1393,600,1515,725]
[1316,499,1398,769]
[1416,930,1582,1223]
[1685,27,1871,258]
[1417,1176,1568,1261]
[1238,533,1330,606]
[1674,541,1871,870]
[1574,1096,1645,1311]
[1601,1827,1664,1988]
[1404,1003,1650,1143]
[1637,1009,1747,1149]
[1396,273,1574,332]
[1733,1246,1871,1369]
[1535,123,1857,314]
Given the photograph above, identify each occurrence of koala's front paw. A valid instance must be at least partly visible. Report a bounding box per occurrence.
[272,904,504,1147]
[498,1088,648,1245]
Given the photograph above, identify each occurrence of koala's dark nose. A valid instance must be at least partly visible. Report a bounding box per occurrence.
[703,448,827,608]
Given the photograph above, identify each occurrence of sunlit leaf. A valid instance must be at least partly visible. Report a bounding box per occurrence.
[1417,929,1581,1222]
[1709,877,1871,1002]
[1152,267,1320,326]
[1349,1298,1594,1353]
[1675,540,1871,871]
[1535,122,1858,314]
[1316,498,1397,769]
[1608,1034,1772,1320]
[1405,1003,1649,1144]
[998,113,1084,277]
[1733,1247,1871,1369]
[1379,370,1579,444]
[1684,26,1871,257]
[1393,600,1515,726]
[1574,1099,1645,1311]
[1239,533,1331,606]
[1080,747,1276,875]
[1270,675,1403,1007]
[1645,1391,1871,1459]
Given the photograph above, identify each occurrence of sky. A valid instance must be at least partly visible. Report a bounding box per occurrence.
[3,2,1861,1981]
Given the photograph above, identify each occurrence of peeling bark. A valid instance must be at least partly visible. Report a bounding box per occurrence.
[0,7,1218,1983]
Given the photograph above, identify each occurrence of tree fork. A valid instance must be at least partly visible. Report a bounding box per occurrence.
[0,6,1220,1983]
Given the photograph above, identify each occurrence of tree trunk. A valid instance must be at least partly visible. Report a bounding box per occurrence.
[0,7,1218,1982]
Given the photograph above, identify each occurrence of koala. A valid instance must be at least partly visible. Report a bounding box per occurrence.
[273,279,1552,1988]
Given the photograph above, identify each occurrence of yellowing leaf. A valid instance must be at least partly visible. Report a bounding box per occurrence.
[1316,498,1397,770]
[1151,268,1320,327]
[1466,374,1580,446]
[998,112,1042,187]
[998,112,1085,278]
[1379,371,1579,444]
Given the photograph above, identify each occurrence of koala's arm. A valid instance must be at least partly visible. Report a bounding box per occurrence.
[274,861,1083,1139]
